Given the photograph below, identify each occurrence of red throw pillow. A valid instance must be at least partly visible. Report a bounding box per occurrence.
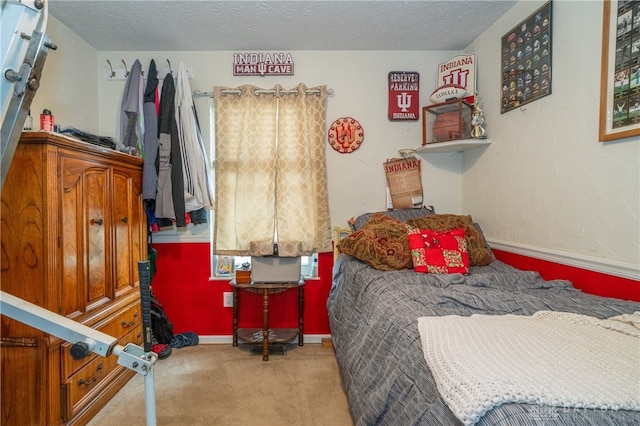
[408,227,469,274]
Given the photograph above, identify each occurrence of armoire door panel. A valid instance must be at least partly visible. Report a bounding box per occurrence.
[60,172,83,319]
[130,171,144,287]
[112,170,134,295]
[60,156,112,317]
[85,168,111,305]
[60,156,89,318]
[0,145,48,329]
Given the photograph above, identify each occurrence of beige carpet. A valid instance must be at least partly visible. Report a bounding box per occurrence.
[88,343,353,426]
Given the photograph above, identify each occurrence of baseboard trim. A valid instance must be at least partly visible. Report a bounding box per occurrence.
[196,334,332,345]
[487,239,640,281]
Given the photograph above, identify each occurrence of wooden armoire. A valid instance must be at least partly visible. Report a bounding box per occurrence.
[1,131,147,425]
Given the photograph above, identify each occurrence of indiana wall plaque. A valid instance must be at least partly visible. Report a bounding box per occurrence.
[388,71,420,121]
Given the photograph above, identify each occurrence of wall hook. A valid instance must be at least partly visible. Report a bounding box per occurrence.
[106,59,115,78]
[167,59,173,76]
[121,59,130,77]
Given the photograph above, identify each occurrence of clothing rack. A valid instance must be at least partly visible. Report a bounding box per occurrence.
[192,88,334,99]
[106,58,191,81]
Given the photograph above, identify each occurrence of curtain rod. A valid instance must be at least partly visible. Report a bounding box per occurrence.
[193,88,334,98]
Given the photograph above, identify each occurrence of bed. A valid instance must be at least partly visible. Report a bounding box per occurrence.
[327,208,640,426]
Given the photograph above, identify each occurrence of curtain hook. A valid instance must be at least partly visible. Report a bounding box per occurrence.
[106,59,115,78]
[167,59,173,76]
[121,59,130,77]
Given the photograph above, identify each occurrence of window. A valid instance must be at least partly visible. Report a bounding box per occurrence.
[208,84,330,279]
[212,83,332,256]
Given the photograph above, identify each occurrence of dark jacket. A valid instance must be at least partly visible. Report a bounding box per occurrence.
[156,73,186,227]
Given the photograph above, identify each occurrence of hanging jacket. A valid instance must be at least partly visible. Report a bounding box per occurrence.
[174,61,214,212]
[119,59,144,152]
[155,73,186,228]
[142,59,159,200]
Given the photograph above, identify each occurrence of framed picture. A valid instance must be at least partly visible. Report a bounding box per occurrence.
[599,0,640,142]
[214,255,233,277]
[500,1,552,113]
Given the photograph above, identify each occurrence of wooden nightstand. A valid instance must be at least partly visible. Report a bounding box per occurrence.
[230,273,304,361]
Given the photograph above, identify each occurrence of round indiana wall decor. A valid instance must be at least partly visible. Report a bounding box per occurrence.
[328,117,364,153]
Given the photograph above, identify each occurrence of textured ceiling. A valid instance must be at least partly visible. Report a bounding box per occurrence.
[47,0,517,52]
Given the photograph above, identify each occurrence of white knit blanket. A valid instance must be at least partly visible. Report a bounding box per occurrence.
[417,311,640,425]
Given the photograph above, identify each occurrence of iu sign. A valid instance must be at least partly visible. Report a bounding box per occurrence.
[437,53,476,105]
[233,52,294,76]
[388,71,420,121]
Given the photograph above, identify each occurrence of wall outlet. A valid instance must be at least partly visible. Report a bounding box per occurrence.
[223,292,233,307]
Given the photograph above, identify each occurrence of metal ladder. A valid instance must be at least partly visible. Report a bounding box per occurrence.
[1,2,157,424]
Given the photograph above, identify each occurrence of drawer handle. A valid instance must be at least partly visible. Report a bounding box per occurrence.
[121,311,139,328]
[90,218,103,226]
[77,362,103,387]
[120,216,128,223]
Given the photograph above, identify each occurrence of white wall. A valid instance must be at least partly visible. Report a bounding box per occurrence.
[33,20,465,236]
[464,0,639,271]
[31,16,99,133]
[93,50,466,227]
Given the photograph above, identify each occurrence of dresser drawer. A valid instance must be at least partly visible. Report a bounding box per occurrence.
[122,325,144,348]
[62,303,141,379]
[63,323,142,420]
[66,353,113,416]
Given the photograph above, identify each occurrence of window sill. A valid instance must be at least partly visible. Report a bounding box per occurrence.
[208,276,321,282]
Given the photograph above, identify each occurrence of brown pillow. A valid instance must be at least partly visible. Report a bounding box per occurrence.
[351,206,436,231]
[337,213,413,270]
[407,214,493,266]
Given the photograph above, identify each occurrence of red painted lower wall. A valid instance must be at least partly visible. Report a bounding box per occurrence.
[150,243,639,335]
[492,249,640,302]
[149,242,334,336]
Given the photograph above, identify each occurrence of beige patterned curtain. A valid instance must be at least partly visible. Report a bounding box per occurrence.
[213,83,332,256]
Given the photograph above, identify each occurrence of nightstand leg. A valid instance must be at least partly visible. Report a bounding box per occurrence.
[262,288,269,361]
[298,285,304,346]
[232,287,238,347]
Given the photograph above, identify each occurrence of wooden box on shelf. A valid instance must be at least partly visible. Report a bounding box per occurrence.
[422,99,473,145]
[235,269,251,284]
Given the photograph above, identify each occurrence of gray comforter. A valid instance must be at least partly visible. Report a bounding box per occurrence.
[327,255,640,426]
